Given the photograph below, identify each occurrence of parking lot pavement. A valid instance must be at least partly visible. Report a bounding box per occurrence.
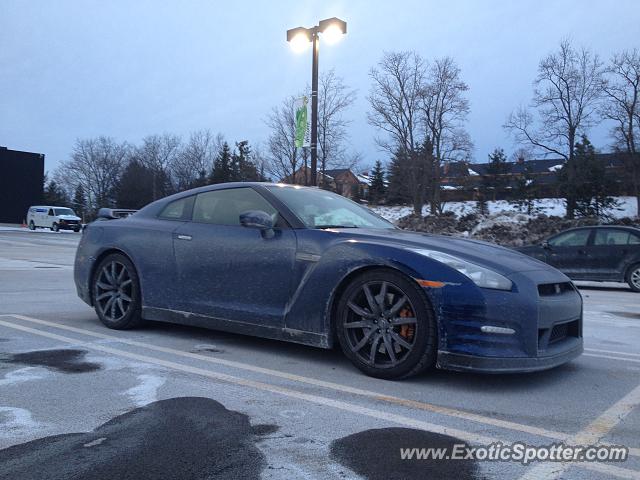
[0,230,639,480]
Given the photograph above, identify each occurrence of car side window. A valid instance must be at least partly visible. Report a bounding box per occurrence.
[594,229,632,246]
[48,209,54,216]
[159,196,195,220]
[192,188,278,226]
[630,234,640,245]
[549,230,590,247]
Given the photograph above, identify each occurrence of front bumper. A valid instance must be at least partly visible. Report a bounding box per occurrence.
[426,267,583,373]
[437,337,583,373]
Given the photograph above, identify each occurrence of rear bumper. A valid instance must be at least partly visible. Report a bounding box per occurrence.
[437,337,583,373]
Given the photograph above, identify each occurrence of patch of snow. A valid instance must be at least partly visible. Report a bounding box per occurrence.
[468,168,479,176]
[548,164,564,172]
[371,196,638,224]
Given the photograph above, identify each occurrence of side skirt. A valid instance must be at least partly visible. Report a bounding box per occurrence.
[142,306,330,349]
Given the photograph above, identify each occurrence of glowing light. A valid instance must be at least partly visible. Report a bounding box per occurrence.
[289,32,311,53]
[321,24,344,45]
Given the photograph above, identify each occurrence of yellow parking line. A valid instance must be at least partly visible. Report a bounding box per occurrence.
[0,314,571,442]
[586,348,640,358]
[2,314,639,478]
[0,318,499,446]
[519,383,640,480]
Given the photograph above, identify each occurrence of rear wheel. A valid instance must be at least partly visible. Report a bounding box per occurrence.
[92,253,143,329]
[335,269,437,379]
[626,264,640,293]
[28,221,35,230]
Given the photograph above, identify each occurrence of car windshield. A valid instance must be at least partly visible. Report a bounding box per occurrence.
[54,208,76,216]
[267,185,394,229]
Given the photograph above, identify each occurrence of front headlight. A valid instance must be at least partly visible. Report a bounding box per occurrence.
[410,248,513,291]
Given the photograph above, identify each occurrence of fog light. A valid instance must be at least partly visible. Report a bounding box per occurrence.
[480,326,515,335]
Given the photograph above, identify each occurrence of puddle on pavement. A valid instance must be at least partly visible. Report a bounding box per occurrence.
[607,311,640,320]
[0,397,267,480]
[3,349,101,374]
[331,427,479,480]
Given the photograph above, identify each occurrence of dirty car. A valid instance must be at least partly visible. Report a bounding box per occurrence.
[74,183,583,379]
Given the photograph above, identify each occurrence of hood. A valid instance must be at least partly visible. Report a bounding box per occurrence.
[334,228,554,276]
[58,215,81,221]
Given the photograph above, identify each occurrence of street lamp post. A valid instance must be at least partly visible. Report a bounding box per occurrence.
[287,17,347,187]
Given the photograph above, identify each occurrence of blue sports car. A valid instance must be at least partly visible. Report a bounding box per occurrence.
[74,183,583,379]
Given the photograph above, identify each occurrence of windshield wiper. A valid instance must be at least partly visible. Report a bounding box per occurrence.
[315,225,359,229]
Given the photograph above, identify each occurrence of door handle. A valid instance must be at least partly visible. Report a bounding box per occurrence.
[578,249,586,255]
[177,234,192,241]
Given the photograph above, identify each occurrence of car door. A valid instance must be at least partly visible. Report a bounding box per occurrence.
[173,186,297,327]
[589,229,638,281]
[47,208,55,228]
[545,228,593,279]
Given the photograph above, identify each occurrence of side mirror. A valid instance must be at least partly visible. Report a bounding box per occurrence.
[542,241,551,249]
[97,208,117,220]
[239,210,274,230]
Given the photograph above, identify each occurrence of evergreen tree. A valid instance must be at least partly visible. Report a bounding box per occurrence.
[231,141,262,182]
[72,185,87,221]
[368,160,387,205]
[560,136,619,218]
[386,150,412,205]
[510,163,539,215]
[43,177,69,206]
[210,142,232,184]
[116,159,158,209]
[480,148,510,201]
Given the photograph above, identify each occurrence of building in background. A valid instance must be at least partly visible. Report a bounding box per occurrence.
[0,147,45,224]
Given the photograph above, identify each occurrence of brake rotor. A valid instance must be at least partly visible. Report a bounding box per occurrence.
[398,307,415,341]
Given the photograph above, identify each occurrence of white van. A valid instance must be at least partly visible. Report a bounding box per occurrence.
[27,206,82,232]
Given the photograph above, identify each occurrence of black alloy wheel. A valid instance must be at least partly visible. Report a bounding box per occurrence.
[93,253,143,329]
[336,269,437,379]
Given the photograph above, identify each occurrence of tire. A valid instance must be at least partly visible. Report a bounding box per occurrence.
[92,253,143,329]
[626,263,640,293]
[335,268,437,380]
[52,223,59,232]
[28,221,35,230]
[73,227,81,233]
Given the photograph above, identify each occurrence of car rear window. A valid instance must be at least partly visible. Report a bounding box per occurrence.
[595,229,639,246]
[159,196,194,220]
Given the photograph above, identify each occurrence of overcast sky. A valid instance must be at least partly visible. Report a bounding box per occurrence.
[1,0,638,174]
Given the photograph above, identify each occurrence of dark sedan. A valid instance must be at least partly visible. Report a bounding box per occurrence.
[516,226,640,292]
[74,183,583,379]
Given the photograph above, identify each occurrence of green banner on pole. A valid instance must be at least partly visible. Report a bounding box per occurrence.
[294,96,310,148]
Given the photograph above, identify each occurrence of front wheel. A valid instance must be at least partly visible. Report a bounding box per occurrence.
[52,223,59,232]
[626,264,640,293]
[92,253,143,329]
[335,269,437,379]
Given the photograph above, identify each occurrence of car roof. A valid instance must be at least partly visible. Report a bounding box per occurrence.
[30,205,72,209]
[556,225,640,233]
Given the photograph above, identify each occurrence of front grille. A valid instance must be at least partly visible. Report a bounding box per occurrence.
[549,323,569,344]
[538,319,580,350]
[538,282,574,296]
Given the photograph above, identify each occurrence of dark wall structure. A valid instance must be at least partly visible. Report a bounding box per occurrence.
[0,147,45,224]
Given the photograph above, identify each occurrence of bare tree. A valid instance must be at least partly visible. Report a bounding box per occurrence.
[265,96,300,182]
[56,137,130,212]
[136,133,182,199]
[172,130,224,190]
[505,39,604,218]
[317,69,357,183]
[368,51,427,214]
[420,57,472,213]
[602,49,640,215]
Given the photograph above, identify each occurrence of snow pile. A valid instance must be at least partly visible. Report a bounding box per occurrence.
[372,196,637,223]
[395,211,638,247]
